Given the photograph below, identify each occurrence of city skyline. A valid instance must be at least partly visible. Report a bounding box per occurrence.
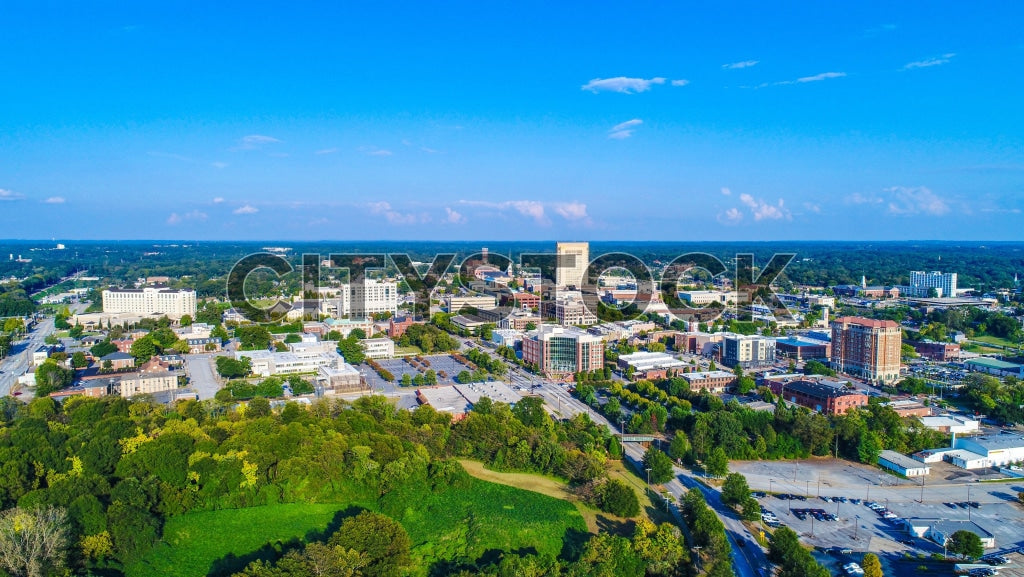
[2,2,1023,241]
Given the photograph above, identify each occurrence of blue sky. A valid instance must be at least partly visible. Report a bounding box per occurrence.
[1,2,1022,241]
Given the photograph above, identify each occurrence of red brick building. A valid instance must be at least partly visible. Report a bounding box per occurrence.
[767,379,868,415]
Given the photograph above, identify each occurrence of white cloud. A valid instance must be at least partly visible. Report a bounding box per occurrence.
[369,150,392,156]
[581,76,666,94]
[0,189,25,201]
[847,192,883,205]
[720,187,732,196]
[168,210,208,224]
[738,193,791,221]
[359,146,392,156]
[885,186,950,216]
[315,148,339,155]
[795,72,846,83]
[445,207,466,224]
[717,208,744,225]
[803,202,821,214]
[233,204,259,215]
[458,200,593,226]
[233,134,281,150]
[553,202,589,221]
[609,118,642,140]
[670,79,690,86]
[903,53,956,70]
[44,196,66,204]
[212,197,225,204]
[421,147,442,154]
[367,201,425,225]
[210,161,228,169]
[723,60,759,70]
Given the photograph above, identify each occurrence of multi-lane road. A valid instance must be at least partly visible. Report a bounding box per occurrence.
[0,315,56,396]
[528,377,767,577]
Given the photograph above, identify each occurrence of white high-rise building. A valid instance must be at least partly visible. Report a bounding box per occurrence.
[556,242,589,288]
[909,271,957,298]
[102,286,196,319]
[326,280,398,319]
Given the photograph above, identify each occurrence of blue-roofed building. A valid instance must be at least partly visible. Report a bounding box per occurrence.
[775,337,829,361]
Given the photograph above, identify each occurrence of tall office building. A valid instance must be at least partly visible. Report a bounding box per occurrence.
[102,286,196,318]
[831,316,902,384]
[909,271,957,298]
[556,241,589,288]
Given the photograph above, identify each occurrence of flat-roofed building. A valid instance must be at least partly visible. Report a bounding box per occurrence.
[965,357,1024,378]
[831,316,902,384]
[682,370,737,394]
[236,341,344,377]
[444,295,498,313]
[318,363,364,394]
[907,340,960,362]
[101,351,135,371]
[118,371,179,398]
[556,242,589,289]
[522,325,604,376]
[617,351,688,380]
[883,399,932,418]
[775,337,829,361]
[102,286,196,319]
[766,378,868,415]
[722,333,776,369]
[878,449,931,477]
[678,290,736,306]
[360,337,395,359]
[919,415,979,434]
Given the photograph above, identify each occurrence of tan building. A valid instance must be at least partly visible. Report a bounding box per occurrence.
[556,242,589,288]
[682,370,737,394]
[831,316,902,384]
[118,371,179,398]
[522,325,604,376]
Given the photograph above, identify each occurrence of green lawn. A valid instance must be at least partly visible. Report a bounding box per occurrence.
[126,503,353,577]
[128,475,585,577]
[972,335,1022,349]
[394,345,423,356]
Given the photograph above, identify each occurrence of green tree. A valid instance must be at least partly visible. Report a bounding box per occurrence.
[668,434,691,462]
[130,336,157,363]
[35,360,73,396]
[247,397,272,418]
[862,553,883,577]
[71,351,88,368]
[328,511,411,577]
[705,447,729,478]
[721,473,750,506]
[643,446,675,485]
[597,479,641,518]
[90,340,118,358]
[946,530,984,560]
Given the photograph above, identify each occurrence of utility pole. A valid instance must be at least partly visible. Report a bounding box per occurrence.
[806,479,810,498]
[853,515,859,540]
[968,485,972,521]
[919,476,925,504]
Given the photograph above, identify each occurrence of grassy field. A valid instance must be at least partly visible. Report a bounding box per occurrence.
[126,503,353,577]
[394,345,424,356]
[129,470,586,577]
[972,335,1022,349]
[458,459,652,536]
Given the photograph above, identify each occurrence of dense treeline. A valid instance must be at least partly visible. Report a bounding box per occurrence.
[0,389,696,576]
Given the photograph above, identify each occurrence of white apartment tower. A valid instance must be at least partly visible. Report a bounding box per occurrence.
[102,286,197,319]
[909,271,957,298]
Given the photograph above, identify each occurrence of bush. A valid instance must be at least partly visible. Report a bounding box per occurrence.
[596,479,640,518]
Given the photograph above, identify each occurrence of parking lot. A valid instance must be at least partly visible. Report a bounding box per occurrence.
[360,354,478,389]
[739,459,1024,576]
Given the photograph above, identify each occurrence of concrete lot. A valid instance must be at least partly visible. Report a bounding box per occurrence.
[736,459,1024,576]
[367,354,476,386]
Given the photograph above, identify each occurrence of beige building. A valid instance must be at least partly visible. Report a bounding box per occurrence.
[444,295,498,313]
[118,371,179,397]
[831,316,902,384]
[556,242,589,288]
[102,286,197,319]
[360,337,395,359]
